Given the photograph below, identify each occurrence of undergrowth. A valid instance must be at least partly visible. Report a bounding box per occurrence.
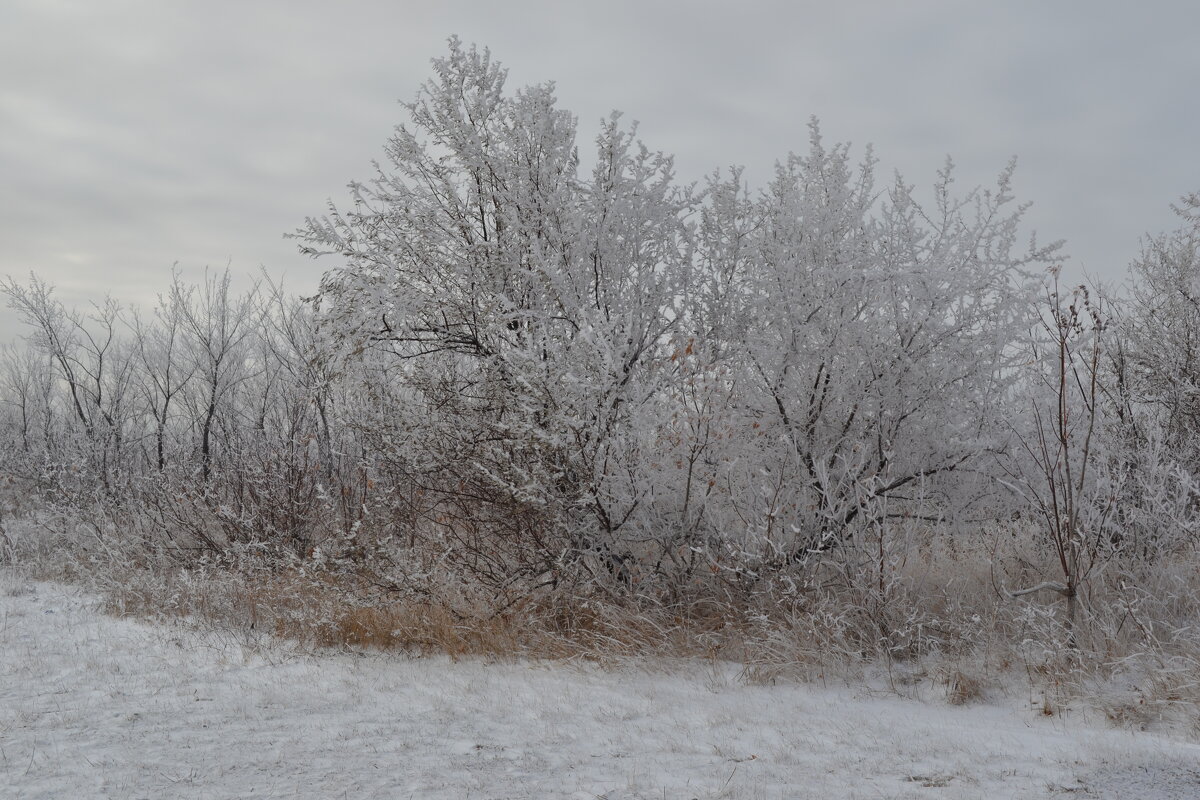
[3,492,1198,741]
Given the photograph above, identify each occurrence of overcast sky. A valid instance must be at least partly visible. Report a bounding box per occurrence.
[2,0,1197,342]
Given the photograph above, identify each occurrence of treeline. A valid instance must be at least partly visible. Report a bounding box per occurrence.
[2,41,1199,655]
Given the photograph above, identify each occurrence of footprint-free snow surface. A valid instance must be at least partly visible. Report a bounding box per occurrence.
[2,576,1199,799]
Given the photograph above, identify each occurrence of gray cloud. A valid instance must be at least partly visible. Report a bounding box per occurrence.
[2,0,1198,341]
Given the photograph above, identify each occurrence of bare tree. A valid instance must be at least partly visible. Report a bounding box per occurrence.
[1003,275,1117,642]
[175,269,257,482]
[2,277,137,488]
[126,277,194,472]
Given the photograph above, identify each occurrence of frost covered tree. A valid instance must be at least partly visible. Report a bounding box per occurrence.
[296,39,1059,598]
[1,276,139,489]
[298,38,695,592]
[1122,194,1200,466]
[0,343,56,461]
[126,278,194,472]
[1092,194,1200,558]
[174,269,257,482]
[680,135,1060,588]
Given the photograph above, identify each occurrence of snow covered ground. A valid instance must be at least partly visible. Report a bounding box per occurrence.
[2,574,1199,799]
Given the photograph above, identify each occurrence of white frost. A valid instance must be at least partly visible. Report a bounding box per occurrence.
[2,577,1198,799]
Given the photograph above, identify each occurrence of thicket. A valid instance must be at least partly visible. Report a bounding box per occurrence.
[3,40,1199,724]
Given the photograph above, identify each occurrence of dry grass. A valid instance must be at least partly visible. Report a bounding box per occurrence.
[82,559,730,667]
[944,667,985,705]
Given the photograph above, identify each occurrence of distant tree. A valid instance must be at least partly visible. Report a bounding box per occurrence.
[0,343,55,459]
[1,276,136,487]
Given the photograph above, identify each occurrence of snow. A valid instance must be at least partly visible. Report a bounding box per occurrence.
[2,575,1199,799]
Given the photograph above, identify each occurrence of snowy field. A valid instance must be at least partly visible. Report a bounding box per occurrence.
[2,575,1199,799]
